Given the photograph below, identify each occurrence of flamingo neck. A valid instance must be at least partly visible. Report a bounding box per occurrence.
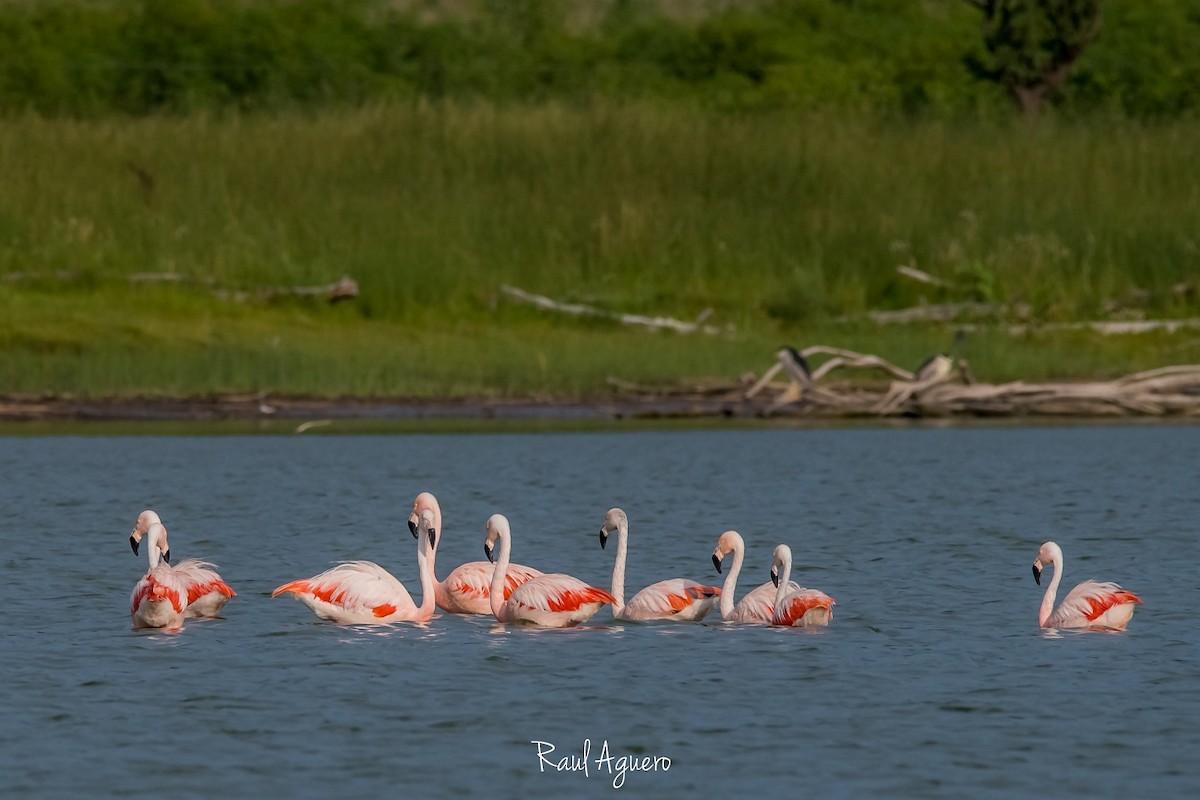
[719,543,744,619]
[489,530,510,619]
[609,523,629,614]
[1040,553,1063,627]
[773,553,792,612]
[415,532,437,619]
[146,524,166,570]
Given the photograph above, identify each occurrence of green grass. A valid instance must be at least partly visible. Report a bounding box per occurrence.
[2,103,1199,399]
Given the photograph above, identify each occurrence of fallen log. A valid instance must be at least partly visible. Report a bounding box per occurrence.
[746,346,1200,418]
[501,284,729,335]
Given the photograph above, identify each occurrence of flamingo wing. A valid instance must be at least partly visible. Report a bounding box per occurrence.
[625,578,721,619]
[1048,579,1143,628]
[772,587,836,627]
[505,574,615,615]
[172,559,236,607]
[273,561,416,622]
[444,561,544,603]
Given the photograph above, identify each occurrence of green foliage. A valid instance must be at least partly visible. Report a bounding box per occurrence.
[0,0,1196,118]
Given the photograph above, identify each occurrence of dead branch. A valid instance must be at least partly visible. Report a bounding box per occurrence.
[746,345,1200,418]
[501,284,728,335]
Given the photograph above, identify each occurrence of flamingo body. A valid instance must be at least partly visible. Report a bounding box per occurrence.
[620,578,721,621]
[409,492,543,614]
[130,510,234,619]
[273,561,425,624]
[769,544,835,628]
[712,530,800,624]
[128,518,187,630]
[485,514,614,628]
[1032,541,1142,630]
[600,508,720,622]
[130,567,188,630]
[273,511,439,624]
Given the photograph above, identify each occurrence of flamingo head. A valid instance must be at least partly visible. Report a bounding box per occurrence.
[129,509,162,554]
[711,530,743,574]
[1032,541,1062,586]
[408,492,441,545]
[483,513,509,563]
[599,507,627,550]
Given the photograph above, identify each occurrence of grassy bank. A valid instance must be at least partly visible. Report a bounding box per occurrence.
[2,103,1199,399]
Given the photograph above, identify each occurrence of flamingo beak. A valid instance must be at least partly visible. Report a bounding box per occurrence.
[770,569,780,588]
[407,518,419,539]
[1032,562,1042,586]
[427,529,436,548]
[129,536,139,555]
[484,541,495,564]
[163,550,170,564]
[599,529,609,550]
[712,553,723,574]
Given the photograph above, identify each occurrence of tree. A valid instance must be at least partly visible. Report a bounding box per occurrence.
[964,0,1103,116]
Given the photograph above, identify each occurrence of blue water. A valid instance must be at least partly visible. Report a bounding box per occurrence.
[1,424,1198,798]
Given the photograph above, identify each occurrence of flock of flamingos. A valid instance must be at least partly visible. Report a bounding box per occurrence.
[128,491,1144,632]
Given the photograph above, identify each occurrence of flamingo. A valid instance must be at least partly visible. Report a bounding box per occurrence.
[484,513,614,627]
[598,508,721,622]
[769,544,835,627]
[272,522,438,625]
[710,530,799,624]
[129,520,187,630]
[131,510,235,618]
[1032,541,1143,630]
[408,492,544,614]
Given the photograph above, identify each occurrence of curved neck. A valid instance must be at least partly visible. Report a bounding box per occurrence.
[719,542,744,619]
[1040,553,1063,627]
[146,524,166,570]
[609,524,629,613]
[415,532,437,620]
[773,553,792,610]
[489,530,511,619]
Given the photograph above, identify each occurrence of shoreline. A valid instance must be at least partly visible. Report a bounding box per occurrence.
[0,392,766,423]
[4,382,1200,424]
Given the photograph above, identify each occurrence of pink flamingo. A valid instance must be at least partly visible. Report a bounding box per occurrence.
[272,523,438,625]
[598,508,720,621]
[131,510,235,618]
[1032,541,1143,630]
[409,492,543,614]
[129,520,188,630]
[484,513,614,627]
[711,530,799,624]
[769,544,835,627]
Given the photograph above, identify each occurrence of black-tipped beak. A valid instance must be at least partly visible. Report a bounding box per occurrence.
[599,530,608,550]
[484,542,495,564]
[712,554,722,574]
[407,519,419,539]
[1032,564,1041,586]
[427,529,436,548]
[770,570,780,588]
[129,536,139,556]
[163,550,170,564]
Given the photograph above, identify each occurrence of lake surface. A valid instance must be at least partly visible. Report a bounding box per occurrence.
[1,423,1198,798]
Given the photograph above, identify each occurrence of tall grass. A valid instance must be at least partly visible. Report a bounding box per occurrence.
[2,104,1199,397]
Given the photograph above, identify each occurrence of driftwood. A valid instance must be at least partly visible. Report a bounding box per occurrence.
[747,346,1200,418]
[501,284,729,335]
[213,276,359,303]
